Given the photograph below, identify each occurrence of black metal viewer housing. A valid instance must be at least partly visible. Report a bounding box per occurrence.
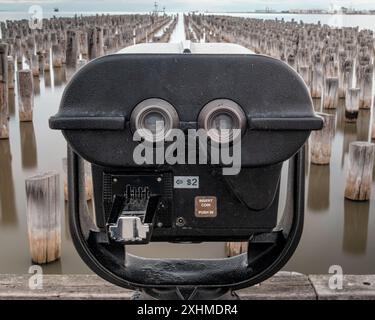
[49,43,323,298]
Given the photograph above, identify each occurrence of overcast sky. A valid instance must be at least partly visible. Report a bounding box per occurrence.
[0,0,374,12]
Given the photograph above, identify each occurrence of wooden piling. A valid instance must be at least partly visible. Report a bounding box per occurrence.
[17,69,34,122]
[52,44,63,68]
[79,32,88,58]
[359,64,373,109]
[225,242,248,257]
[324,53,338,78]
[310,113,335,165]
[344,142,375,201]
[338,51,347,98]
[341,59,354,98]
[299,66,311,88]
[0,43,9,139]
[36,51,44,74]
[30,54,39,77]
[25,172,61,264]
[311,62,323,98]
[59,40,67,65]
[345,88,360,122]
[7,56,14,89]
[323,77,339,109]
[96,27,104,57]
[66,30,79,68]
[87,27,98,60]
[15,36,22,65]
[44,50,51,72]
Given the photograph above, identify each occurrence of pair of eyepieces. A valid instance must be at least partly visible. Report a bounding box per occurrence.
[130,98,246,143]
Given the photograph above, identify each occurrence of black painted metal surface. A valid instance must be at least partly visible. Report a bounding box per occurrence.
[52,50,322,297]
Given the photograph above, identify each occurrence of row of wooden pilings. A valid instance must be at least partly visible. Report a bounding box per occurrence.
[0,14,172,139]
[152,17,178,43]
[0,13,176,264]
[186,14,375,134]
[183,14,375,257]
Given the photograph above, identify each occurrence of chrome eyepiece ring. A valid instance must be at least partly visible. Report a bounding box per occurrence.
[198,99,247,143]
[130,98,179,142]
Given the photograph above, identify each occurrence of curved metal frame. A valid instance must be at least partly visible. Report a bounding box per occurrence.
[68,146,305,295]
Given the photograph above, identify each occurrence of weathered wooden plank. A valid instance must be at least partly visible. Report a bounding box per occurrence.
[237,272,316,300]
[1,273,374,300]
[309,275,375,300]
[0,274,132,300]
[0,272,315,300]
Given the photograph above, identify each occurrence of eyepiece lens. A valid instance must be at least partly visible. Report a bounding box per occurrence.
[131,98,179,142]
[212,113,234,131]
[143,112,165,134]
[198,99,246,143]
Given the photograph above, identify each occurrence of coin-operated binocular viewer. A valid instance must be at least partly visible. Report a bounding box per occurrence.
[50,42,322,300]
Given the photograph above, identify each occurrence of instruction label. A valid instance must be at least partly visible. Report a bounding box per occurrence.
[195,196,217,218]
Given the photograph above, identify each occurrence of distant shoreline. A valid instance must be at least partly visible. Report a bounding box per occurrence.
[0,10,375,16]
[205,11,375,16]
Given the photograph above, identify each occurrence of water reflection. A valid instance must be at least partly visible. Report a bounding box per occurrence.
[8,89,15,117]
[65,68,76,83]
[54,67,66,87]
[341,123,357,168]
[44,71,51,88]
[313,98,321,112]
[39,259,63,274]
[307,164,330,212]
[0,140,18,226]
[357,110,370,142]
[64,202,70,240]
[33,77,40,96]
[19,122,38,169]
[343,200,369,255]
[335,99,345,134]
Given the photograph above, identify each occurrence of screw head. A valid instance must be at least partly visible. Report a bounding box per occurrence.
[176,217,185,227]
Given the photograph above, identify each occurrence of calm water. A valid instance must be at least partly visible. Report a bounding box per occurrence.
[0,12,374,275]
[213,13,375,31]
